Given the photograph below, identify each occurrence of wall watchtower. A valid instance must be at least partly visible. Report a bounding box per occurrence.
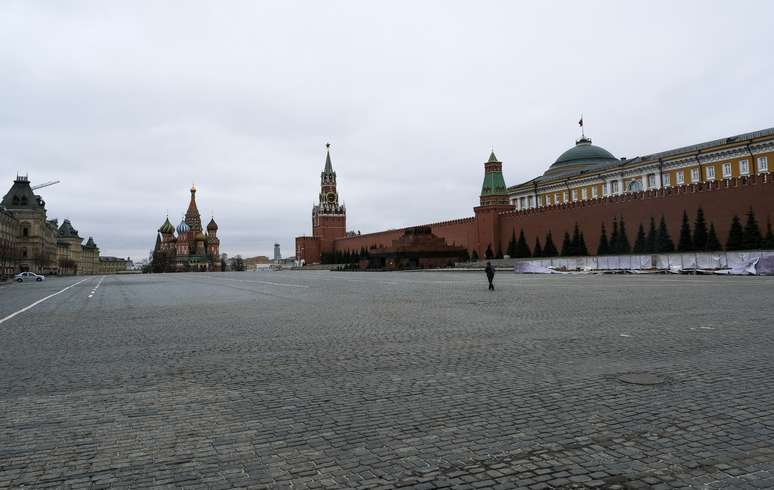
[312,144,347,257]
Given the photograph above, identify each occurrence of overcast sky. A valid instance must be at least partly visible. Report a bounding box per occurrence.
[2,1,773,260]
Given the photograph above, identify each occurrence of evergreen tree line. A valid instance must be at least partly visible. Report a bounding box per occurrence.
[504,227,564,258]
[500,207,774,259]
[321,247,371,265]
[605,207,774,254]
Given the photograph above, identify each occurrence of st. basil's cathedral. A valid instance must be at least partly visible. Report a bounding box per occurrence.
[152,186,221,272]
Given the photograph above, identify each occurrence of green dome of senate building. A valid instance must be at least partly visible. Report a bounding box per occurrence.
[543,137,618,178]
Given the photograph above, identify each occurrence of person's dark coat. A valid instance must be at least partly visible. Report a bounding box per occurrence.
[485,263,495,280]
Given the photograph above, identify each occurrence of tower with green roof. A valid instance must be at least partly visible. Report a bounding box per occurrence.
[474,151,514,259]
[479,151,510,206]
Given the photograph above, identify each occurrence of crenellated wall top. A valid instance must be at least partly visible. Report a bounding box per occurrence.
[499,174,772,218]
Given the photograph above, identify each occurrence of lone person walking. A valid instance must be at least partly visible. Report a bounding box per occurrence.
[485,261,495,291]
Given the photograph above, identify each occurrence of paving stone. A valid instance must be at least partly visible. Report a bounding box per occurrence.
[1,273,774,488]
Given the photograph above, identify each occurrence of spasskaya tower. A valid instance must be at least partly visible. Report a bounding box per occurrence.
[303,144,346,262]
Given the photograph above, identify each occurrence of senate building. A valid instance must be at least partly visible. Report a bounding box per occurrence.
[296,126,774,266]
[508,128,772,211]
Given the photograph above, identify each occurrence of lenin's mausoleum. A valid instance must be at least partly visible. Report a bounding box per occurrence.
[296,127,774,266]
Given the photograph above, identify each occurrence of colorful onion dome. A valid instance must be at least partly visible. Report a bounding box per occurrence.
[158,217,175,234]
[176,219,190,234]
[207,217,218,231]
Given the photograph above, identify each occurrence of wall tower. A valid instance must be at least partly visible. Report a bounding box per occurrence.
[312,144,347,257]
[473,151,514,258]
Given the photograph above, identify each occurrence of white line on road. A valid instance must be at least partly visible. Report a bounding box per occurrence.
[199,276,310,288]
[0,277,91,325]
[88,276,106,298]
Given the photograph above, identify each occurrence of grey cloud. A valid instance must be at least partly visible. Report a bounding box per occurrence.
[1,0,773,260]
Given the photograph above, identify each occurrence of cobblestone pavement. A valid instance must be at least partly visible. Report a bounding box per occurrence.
[1,271,774,489]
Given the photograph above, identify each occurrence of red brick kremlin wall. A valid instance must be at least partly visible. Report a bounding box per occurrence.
[497,175,774,256]
[332,174,773,257]
[334,217,476,254]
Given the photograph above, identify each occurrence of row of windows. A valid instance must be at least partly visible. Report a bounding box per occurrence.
[513,156,770,210]
[665,157,767,186]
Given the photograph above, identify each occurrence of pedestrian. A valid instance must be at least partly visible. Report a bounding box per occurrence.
[485,261,495,290]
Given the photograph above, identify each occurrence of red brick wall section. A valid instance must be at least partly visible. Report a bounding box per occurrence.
[498,175,774,255]
[431,218,477,251]
[316,175,774,261]
[334,218,477,254]
[314,215,346,255]
[296,236,321,264]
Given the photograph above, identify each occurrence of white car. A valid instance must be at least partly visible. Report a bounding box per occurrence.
[15,272,45,282]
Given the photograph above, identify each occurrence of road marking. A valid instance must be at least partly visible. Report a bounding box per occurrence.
[88,276,106,298]
[620,333,632,337]
[200,276,309,288]
[0,277,90,325]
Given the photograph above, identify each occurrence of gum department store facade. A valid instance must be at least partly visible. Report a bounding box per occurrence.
[0,176,127,278]
[296,127,774,265]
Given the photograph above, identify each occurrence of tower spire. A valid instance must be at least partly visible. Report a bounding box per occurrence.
[185,185,202,231]
[324,143,333,173]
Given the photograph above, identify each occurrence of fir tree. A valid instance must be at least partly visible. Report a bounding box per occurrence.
[656,215,675,253]
[471,250,480,262]
[543,231,558,257]
[485,244,494,259]
[495,248,504,259]
[597,223,610,256]
[693,208,708,251]
[645,217,657,253]
[560,231,572,256]
[461,249,470,262]
[570,223,582,256]
[609,218,620,254]
[742,207,763,250]
[764,217,774,249]
[617,216,631,254]
[706,223,722,251]
[533,236,543,258]
[578,231,589,256]
[506,229,517,257]
[677,210,693,252]
[515,229,531,258]
[632,224,647,253]
[725,215,744,251]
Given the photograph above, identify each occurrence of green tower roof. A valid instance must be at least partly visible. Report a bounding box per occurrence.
[480,152,507,196]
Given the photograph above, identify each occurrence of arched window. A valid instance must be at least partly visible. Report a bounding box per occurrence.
[22,226,29,237]
[628,180,643,192]
[22,247,28,258]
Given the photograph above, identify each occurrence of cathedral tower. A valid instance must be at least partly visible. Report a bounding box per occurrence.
[185,185,202,231]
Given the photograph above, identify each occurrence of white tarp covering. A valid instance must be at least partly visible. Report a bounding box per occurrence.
[513,262,561,274]
[715,257,759,275]
[507,250,774,275]
[757,255,774,275]
[696,253,724,270]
